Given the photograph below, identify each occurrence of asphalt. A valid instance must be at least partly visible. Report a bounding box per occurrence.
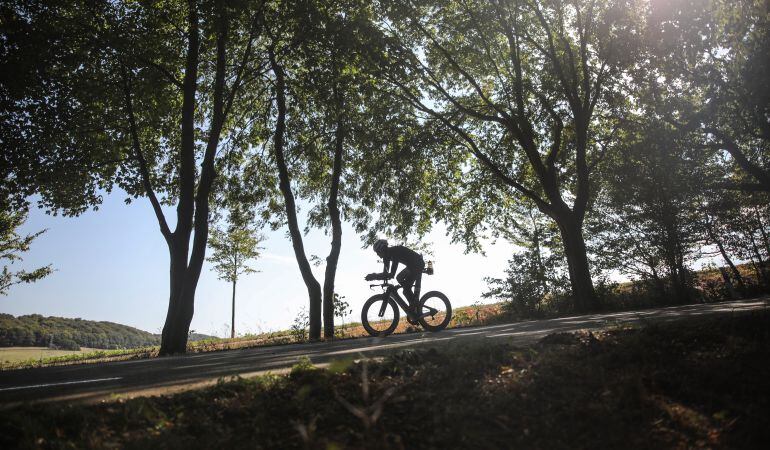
[0,298,766,407]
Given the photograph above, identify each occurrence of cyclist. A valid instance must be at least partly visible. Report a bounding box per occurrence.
[365,239,425,311]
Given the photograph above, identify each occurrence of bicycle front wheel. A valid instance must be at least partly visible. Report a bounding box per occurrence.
[361,294,400,337]
[417,291,452,332]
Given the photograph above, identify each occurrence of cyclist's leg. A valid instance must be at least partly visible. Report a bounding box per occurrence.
[414,271,423,308]
[413,260,424,304]
[396,268,416,308]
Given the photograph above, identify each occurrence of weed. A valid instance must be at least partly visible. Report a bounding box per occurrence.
[290,307,309,343]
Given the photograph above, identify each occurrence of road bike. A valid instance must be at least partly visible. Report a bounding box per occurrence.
[361,272,452,337]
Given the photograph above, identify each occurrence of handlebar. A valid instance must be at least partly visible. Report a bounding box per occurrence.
[369,281,397,290]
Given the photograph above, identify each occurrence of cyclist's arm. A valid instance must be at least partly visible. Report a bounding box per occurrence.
[387,260,399,279]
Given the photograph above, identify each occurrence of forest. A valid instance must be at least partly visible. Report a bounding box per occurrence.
[0,313,215,350]
[1,0,768,355]
[0,313,160,350]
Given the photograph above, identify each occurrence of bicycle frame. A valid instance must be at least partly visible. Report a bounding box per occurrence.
[369,282,438,321]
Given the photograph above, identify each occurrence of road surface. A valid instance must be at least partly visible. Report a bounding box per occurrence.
[0,298,766,407]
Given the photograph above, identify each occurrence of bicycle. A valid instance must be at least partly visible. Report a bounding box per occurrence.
[360,269,452,337]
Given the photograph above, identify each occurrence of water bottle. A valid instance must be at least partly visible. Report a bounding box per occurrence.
[426,260,434,275]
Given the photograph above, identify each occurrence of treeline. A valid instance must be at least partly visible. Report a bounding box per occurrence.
[2,0,768,353]
[0,314,216,350]
[0,314,160,350]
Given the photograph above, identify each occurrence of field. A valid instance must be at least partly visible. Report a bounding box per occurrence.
[0,347,99,363]
[2,311,768,449]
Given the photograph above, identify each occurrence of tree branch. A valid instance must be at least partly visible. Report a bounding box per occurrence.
[120,65,172,242]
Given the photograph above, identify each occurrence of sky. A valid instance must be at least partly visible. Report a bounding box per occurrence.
[2,190,515,337]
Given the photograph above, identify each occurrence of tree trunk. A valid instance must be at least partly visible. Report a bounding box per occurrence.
[719,267,737,299]
[667,239,690,304]
[323,112,344,340]
[269,48,322,340]
[160,232,194,355]
[554,213,596,312]
[231,279,236,339]
[650,265,667,301]
[754,209,770,257]
[749,233,770,287]
[705,219,745,289]
[671,263,691,304]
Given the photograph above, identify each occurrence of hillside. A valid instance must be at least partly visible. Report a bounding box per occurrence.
[0,314,215,350]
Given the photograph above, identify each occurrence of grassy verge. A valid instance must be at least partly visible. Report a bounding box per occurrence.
[2,311,768,449]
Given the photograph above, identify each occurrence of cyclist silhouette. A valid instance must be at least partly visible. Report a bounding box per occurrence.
[365,239,425,310]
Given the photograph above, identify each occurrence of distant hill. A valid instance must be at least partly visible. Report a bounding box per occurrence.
[0,314,216,350]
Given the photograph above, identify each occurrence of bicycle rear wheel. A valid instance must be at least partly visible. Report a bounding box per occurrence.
[417,291,452,332]
[361,294,400,337]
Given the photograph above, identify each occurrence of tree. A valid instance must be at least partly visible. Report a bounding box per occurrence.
[259,0,430,339]
[265,33,325,340]
[0,206,53,295]
[207,209,263,339]
[377,0,645,311]
[2,0,269,354]
[704,191,770,290]
[647,0,770,192]
[597,120,704,303]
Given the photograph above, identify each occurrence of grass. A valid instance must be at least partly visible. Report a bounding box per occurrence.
[0,347,101,363]
[0,346,160,370]
[2,311,768,449]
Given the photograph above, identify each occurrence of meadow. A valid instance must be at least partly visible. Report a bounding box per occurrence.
[0,347,99,364]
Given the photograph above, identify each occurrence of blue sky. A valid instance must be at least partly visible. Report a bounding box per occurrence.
[2,190,515,337]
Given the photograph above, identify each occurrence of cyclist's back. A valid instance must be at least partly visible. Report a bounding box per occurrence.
[384,245,423,271]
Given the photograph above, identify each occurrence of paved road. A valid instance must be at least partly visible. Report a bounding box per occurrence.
[0,298,766,407]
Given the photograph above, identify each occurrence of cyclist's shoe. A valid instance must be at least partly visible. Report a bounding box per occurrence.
[405,304,420,324]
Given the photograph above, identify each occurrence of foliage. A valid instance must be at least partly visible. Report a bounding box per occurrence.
[595,120,706,303]
[0,205,52,295]
[207,211,263,285]
[646,0,770,192]
[0,313,160,350]
[332,293,353,337]
[484,202,570,317]
[290,306,310,343]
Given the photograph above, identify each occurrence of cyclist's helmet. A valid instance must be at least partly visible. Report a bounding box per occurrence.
[373,239,388,254]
